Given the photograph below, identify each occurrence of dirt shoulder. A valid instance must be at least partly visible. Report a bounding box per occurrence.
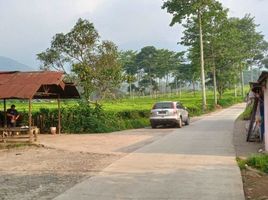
[0,146,121,200]
[233,119,268,200]
[0,127,175,200]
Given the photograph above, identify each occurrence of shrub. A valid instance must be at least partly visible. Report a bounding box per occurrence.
[14,91,243,134]
[246,154,268,173]
[239,104,253,120]
[26,102,149,133]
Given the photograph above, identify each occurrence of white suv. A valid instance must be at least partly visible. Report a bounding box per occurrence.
[150,101,190,128]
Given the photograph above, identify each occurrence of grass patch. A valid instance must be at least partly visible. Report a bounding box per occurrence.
[238,104,253,120]
[246,154,268,173]
[237,154,268,174]
[0,142,40,150]
[237,157,247,170]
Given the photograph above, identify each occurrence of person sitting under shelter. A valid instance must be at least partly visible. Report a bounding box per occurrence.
[0,111,4,127]
[7,104,20,127]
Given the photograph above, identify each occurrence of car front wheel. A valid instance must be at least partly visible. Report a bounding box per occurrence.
[176,117,182,128]
[151,123,157,129]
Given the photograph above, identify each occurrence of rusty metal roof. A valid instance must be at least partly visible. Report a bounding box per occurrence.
[258,71,268,84]
[0,71,80,99]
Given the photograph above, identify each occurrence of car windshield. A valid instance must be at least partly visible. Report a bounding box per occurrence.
[153,102,174,109]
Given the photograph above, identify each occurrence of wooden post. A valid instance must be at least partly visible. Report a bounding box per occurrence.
[3,99,7,127]
[247,97,259,142]
[57,96,61,134]
[29,98,33,142]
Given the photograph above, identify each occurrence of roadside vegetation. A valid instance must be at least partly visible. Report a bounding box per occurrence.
[238,154,268,174]
[6,90,243,133]
[22,0,267,133]
[238,104,253,120]
[0,142,39,150]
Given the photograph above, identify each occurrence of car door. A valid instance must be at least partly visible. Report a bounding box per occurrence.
[177,102,187,121]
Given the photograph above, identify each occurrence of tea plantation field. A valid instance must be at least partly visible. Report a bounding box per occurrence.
[5,90,242,114]
[2,90,244,133]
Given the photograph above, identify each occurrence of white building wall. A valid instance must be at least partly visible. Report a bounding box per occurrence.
[265,81,268,151]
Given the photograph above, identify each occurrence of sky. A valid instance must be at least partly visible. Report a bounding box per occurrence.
[0,0,267,69]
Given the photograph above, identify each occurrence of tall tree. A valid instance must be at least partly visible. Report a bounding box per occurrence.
[120,50,138,97]
[162,0,223,111]
[229,15,266,96]
[37,18,123,100]
[136,46,157,95]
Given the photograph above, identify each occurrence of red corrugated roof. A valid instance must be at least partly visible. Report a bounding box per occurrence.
[0,71,79,99]
[258,71,268,84]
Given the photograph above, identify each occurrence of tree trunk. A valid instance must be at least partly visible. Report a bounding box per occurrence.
[240,63,245,98]
[212,50,217,106]
[165,74,169,95]
[158,78,161,96]
[179,81,182,98]
[213,65,217,105]
[129,83,131,97]
[175,77,178,95]
[149,67,153,98]
[234,83,237,98]
[198,12,207,111]
[219,89,223,100]
[192,81,196,96]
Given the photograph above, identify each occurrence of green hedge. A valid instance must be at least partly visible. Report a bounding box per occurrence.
[24,103,149,133]
[17,95,243,134]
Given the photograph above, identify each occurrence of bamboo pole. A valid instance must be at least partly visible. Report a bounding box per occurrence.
[29,98,33,142]
[57,96,61,134]
[3,99,7,127]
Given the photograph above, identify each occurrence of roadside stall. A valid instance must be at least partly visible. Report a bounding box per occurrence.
[246,82,262,142]
[257,71,268,151]
[0,71,80,143]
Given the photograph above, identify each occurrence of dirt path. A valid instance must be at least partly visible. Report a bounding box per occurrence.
[233,119,263,158]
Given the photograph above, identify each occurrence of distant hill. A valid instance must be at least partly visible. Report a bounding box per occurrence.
[0,56,33,71]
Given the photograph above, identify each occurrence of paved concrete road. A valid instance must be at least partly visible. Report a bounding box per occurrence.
[54,104,245,200]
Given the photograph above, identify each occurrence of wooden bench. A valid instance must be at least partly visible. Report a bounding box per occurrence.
[0,127,39,143]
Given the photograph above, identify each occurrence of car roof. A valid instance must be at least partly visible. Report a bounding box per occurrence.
[154,101,180,104]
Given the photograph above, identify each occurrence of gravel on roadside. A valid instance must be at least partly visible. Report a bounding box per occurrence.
[0,146,122,200]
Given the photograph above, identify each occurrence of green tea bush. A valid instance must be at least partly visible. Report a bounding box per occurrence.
[61,103,118,133]
[116,110,150,119]
[14,90,243,134]
[218,96,243,107]
[27,102,149,133]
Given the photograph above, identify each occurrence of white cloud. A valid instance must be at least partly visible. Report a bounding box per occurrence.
[220,0,268,40]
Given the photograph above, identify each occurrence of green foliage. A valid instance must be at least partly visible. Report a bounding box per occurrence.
[162,0,223,25]
[120,46,185,96]
[246,154,268,173]
[239,104,253,120]
[9,90,242,133]
[236,157,247,170]
[37,18,123,100]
